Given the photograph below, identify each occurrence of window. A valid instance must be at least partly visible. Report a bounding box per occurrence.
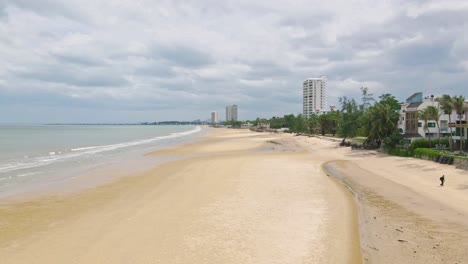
[428,122,436,128]
[418,122,422,127]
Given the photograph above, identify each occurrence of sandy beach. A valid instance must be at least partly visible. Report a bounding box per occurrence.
[295,136,468,264]
[0,128,360,264]
[0,128,467,263]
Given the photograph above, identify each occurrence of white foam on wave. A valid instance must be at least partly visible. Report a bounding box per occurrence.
[17,172,39,178]
[70,126,201,153]
[0,126,202,174]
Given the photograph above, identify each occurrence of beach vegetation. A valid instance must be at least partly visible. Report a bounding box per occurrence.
[386,147,410,157]
[413,148,442,160]
[269,116,284,129]
[452,95,467,154]
[362,102,399,145]
[408,138,450,154]
[426,105,442,139]
[293,114,307,133]
[383,130,404,148]
[338,89,401,148]
[411,148,468,162]
[338,96,361,140]
[418,108,432,147]
[318,110,340,136]
[307,114,319,135]
[224,120,242,128]
[436,94,455,151]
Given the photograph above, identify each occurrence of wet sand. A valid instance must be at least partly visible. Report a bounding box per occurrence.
[289,135,468,264]
[0,128,360,263]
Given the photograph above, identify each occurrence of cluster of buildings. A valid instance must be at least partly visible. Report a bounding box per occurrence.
[209,76,467,146]
[301,76,467,146]
[211,105,238,124]
[398,92,468,144]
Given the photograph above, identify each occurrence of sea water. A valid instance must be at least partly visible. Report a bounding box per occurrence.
[0,124,203,198]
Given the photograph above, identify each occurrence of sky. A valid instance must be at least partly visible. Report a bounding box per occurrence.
[0,0,467,123]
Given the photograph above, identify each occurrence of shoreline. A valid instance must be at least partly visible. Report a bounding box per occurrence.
[323,154,468,264]
[0,128,361,263]
[2,129,466,263]
[0,126,205,202]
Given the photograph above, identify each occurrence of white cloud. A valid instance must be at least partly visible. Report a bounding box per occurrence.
[0,0,467,123]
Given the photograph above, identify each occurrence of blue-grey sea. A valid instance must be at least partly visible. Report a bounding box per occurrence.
[0,124,202,197]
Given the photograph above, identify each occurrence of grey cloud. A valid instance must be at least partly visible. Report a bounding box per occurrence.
[1,0,468,123]
[390,42,450,66]
[243,60,291,80]
[54,54,105,67]
[338,9,468,53]
[155,45,214,68]
[4,0,83,21]
[16,65,126,88]
[0,3,6,18]
[132,61,176,78]
[277,12,332,29]
[411,9,468,30]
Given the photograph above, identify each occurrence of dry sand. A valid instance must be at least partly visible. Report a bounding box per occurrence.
[0,128,360,264]
[3,128,464,263]
[291,135,468,264]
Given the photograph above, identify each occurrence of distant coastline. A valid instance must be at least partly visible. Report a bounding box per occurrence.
[45,121,206,126]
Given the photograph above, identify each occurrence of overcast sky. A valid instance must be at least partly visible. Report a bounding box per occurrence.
[0,0,467,123]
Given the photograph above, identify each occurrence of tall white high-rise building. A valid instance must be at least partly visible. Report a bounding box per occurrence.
[225,105,238,122]
[303,76,327,118]
[211,111,218,124]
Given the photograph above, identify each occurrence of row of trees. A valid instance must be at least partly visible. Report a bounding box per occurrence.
[436,95,468,152]
[248,89,467,153]
[249,88,402,147]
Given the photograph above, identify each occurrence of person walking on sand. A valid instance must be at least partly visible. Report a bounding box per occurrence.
[440,175,445,186]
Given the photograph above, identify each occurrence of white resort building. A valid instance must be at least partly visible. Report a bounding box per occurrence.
[398,92,468,149]
[303,76,327,118]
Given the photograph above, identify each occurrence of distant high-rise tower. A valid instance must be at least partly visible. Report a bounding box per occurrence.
[225,105,238,122]
[211,111,218,124]
[303,76,327,118]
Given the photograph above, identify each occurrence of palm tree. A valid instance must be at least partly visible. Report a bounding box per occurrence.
[419,108,431,148]
[364,103,398,146]
[452,95,468,154]
[426,105,441,139]
[436,95,454,151]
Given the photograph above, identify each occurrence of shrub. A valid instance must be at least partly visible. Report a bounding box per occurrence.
[386,147,410,157]
[384,130,404,148]
[413,148,442,160]
[409,138,450,154]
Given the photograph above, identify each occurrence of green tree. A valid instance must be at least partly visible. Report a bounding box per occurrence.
[225,120,242,128]
[306,115,319,135]
[436,95,454,150]
[419,108,432,148]
[317,110,340,136]
[338,96,361,139]
[378,93,401,112]
[360,87,374,111]
[293,114,306,133]
[362,103,399,145]
[283,114,296,130]
[426,105,441,139]
[270,116,283,129]
[318,114,330,135]
[329,108,341,136]
[452,95,468,153]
